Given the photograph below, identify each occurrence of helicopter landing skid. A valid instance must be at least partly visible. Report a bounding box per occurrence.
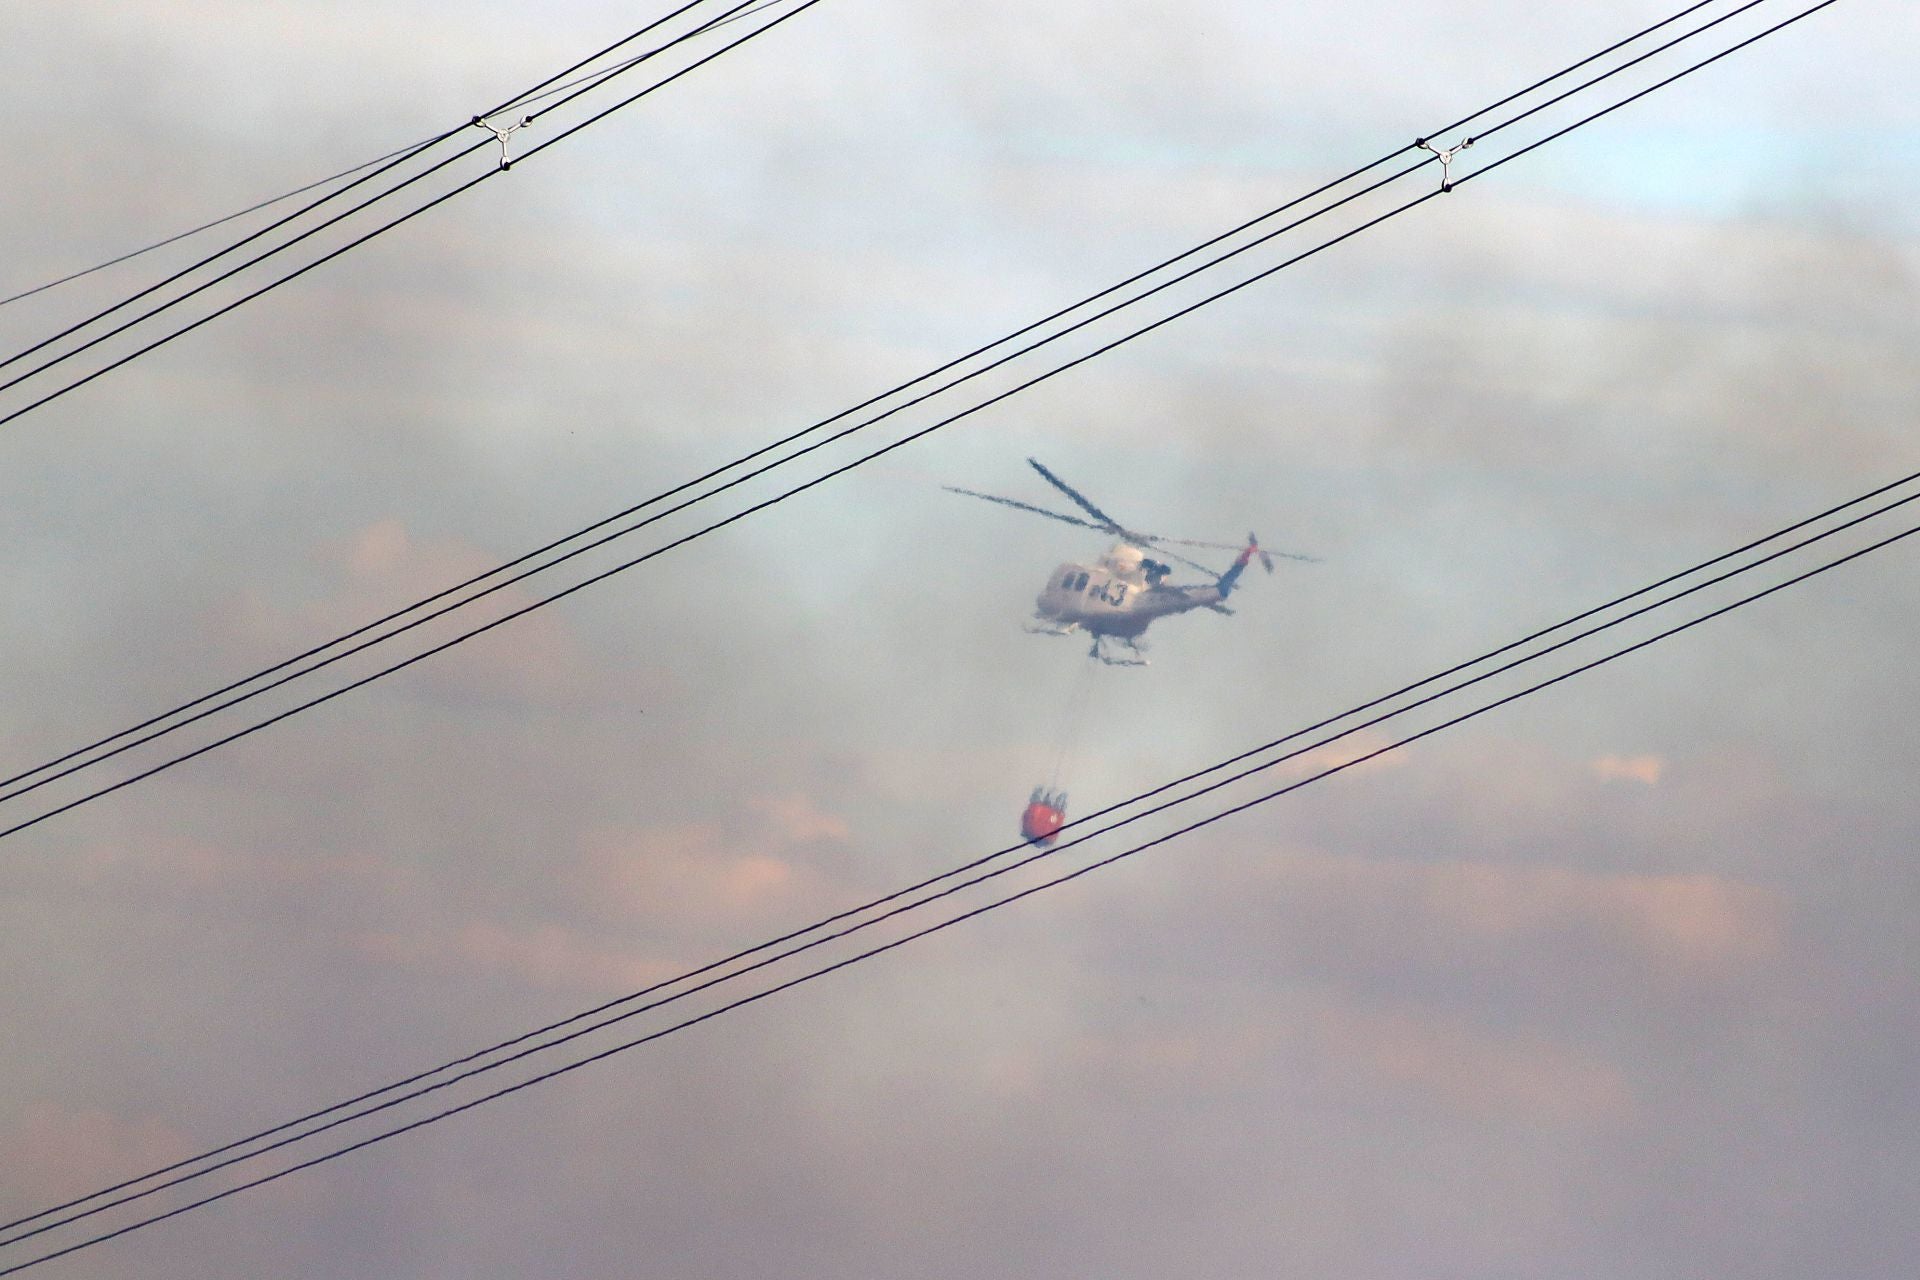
[1024,621,1078,638]
[1089,637,1148,667]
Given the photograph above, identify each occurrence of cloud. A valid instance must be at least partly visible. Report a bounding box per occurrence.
[1303,998,1633,1121]
[3,5,1915,1276]
[1293,728,1415,776]
[0,1101,193,1216]
[1222,848,1788,982]
[358,792,853,993]
[1592,753,1663,786]
[218,517,595,710]
[1159,844,1789,1005]
[18,833,414,906]
[753,790,851,843]
[356,918,679,995]
[569,809,840,931]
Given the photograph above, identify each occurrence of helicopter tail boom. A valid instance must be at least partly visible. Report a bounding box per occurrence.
[1217,534,1262,597]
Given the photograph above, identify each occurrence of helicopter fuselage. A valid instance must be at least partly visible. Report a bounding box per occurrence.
[1034,543,1229,640]
[946,457,1293,665]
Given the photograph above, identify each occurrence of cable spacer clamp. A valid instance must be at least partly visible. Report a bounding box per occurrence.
[1414,134,1475,192]
[472,114,533,171]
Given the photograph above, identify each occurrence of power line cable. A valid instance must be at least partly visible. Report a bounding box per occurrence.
[0,158,1432,819]
[0,0,806,418]
[5,457,1906,1242]
[0,159,1426,800]
[0,134,470,376]
[0,0,1866,1228]
[0,0,1795,823]
[0,0,1748,793]
[10,400,1911,1249]
[0,0,777,386]
[13,480,1918,1250]
[0,136,443,310]
[0,0,1770,430]
[0,0,1853,1259]
[0,18,823,808]
[0,0,723,359]
[502,0,800,115]
[0,0,799,312]
[0,0,1796,832]
[4,487,1908,1274]
[1457,0,1837,185]
[0,0,1741,388]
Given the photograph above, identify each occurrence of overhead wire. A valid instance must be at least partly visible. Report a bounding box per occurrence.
[0,0,1751,797]
[1,0,1742,795]
[0,0,724,358]
[10,457,1917,1250]
[0,0,1803,832]
[0,0,1876,1222]
[0,0,802,312]
[0,162,1437,828]
[0,153,1418,802]
[3,463,1909,1273]
[504,0,800,115]
[0,136,444,310]
[1457,0,1838,186]
[0,0,783,389]
[0,0,1787,829]
[13,472,1912,1247]
[0,0,1858,1258]
[0,0,815,424]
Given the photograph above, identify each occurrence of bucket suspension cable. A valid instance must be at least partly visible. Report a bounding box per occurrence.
[1048,657,1099,792]
[1025,658,1099,847]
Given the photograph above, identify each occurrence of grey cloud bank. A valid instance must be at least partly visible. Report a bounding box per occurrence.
[1,2,1915,1277]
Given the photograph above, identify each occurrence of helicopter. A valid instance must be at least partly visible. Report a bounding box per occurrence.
[946,458,1314,666]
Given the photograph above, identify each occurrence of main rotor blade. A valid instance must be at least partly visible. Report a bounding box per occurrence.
[942,486,1104,532]
[1136,534,1319,563]
[1026,458,1128,535]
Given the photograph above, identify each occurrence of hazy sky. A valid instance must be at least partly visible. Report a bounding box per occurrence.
[2,2,1916,1276]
